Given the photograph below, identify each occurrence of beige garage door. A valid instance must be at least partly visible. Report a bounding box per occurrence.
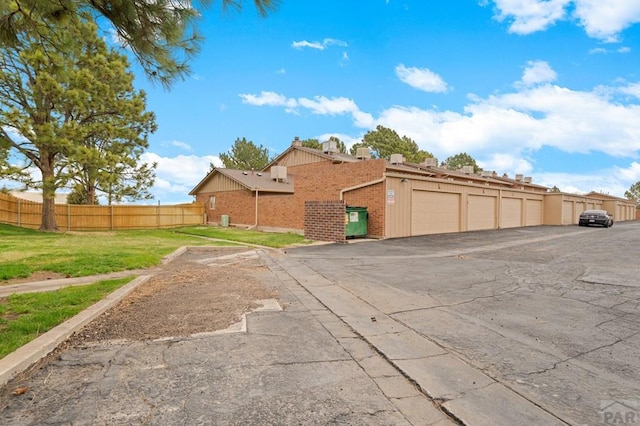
[501,198,522,228]
[412,191,460,235]
[468,195,496,231]
[526,200,543,226]
[562,201,574,224]
[574,202,586,222]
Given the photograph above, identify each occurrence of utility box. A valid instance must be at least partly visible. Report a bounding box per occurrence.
[221,215,229,227]
[345,206,368,238]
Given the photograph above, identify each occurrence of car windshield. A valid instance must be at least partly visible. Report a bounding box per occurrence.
[582,210,607,215]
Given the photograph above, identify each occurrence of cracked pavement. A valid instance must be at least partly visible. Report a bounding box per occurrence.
[281,223,640,425]
[2,223,638,425]
[1,248,451,425]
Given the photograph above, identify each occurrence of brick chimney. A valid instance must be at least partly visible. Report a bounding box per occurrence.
[292,136,302,147]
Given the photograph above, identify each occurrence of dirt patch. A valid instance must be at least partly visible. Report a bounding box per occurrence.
[66,247,278,343]
[1,271,69,286]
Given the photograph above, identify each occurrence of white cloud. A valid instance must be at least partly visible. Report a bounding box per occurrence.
[239,91,374,128]
[395,64,449,93]
[485,0,640,41]
[589,47,607,54]
[618,46,631,53]
[241,78,640,161]
[239,91,297,109]
[341,51,350,65]
[292,38,348,50]
[573,0,640,42]
[479,153,534,175]
[488,0,570,34]
[535,167,634,196]
[141,153,222,202]
[518,60,558,87]
[239,63,640,196]
[618,82,640,98]
[170,140,193,151]
[298,96,356,115]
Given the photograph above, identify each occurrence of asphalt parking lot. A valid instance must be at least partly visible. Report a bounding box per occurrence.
[2,222,639,425]
[284,222,640,425]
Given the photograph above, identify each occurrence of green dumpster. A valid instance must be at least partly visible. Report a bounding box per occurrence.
[345,206,368,238]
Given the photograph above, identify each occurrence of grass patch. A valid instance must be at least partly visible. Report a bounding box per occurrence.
[0,223,311,281]
[174,226,310,248]
[0,224,233,281]
[0,277,132,359]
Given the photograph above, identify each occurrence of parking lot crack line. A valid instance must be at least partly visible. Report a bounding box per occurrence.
[524,330,640,377]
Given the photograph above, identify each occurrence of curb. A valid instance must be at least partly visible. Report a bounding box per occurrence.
[0,275,152,388]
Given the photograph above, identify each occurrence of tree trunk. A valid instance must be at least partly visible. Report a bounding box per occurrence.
[39,158,58,231]
[87,185,96,205]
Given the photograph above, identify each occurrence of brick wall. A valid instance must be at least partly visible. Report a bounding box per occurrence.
[195,190,256,226]
[342,183,385,238]
[196,158,387,236]
[304,200,346,242]
[269,159,386,232]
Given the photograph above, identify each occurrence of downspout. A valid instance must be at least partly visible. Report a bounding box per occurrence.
[339,176,387,201]
[247,190,259,229]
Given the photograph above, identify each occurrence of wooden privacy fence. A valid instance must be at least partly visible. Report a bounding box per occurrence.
[0,192,205,230]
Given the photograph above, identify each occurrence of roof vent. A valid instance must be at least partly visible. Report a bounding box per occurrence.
[523,176,532,184]
[422,157,438,167]
[322,140,338,154]
[515,174,523,181]
[390,154,404,164]
[462,165,474,174]
[481,170,493,177]
[271,166,287,182]
[356,147,371,159]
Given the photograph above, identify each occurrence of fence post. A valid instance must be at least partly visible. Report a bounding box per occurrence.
[17,198,21,227]
[157,200,160,228]
[110,205,114,231]
[67,203,71,230]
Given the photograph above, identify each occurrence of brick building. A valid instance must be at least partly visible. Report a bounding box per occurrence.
[190,137,636,241]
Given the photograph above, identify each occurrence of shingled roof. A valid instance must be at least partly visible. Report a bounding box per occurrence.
[189,168,294,195]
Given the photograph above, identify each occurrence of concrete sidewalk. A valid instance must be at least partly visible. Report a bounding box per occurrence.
[0,240,567,425]
[0,247,454,425]
[265,251,568,425]
[0,270,151,298]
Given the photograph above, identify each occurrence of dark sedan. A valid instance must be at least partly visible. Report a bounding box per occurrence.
[578,210,614,227]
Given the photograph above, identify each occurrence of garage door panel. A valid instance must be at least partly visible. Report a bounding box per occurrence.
[502,198,522,228]
[562,201,573,224]
[412,191,460,235]
[526,200,543,226]
[468,195,496,231]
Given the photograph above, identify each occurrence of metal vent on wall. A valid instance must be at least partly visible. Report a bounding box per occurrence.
[422,157,438,167]
[322,140,338,154]
[271,166,287,182]
[390,154,404,164]
[356,147,372,159]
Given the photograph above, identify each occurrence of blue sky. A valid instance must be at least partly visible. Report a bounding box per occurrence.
[89,1,640,202]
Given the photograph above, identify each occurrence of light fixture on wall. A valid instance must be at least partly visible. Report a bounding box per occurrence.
[401,178,408,183]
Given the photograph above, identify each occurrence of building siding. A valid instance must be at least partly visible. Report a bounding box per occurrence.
[191,147,636,241]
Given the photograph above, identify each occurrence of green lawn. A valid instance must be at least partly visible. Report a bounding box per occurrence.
[0,223,310,359]
[0,223,308,281]
[174,226,309,248]
[0,277,132,359]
